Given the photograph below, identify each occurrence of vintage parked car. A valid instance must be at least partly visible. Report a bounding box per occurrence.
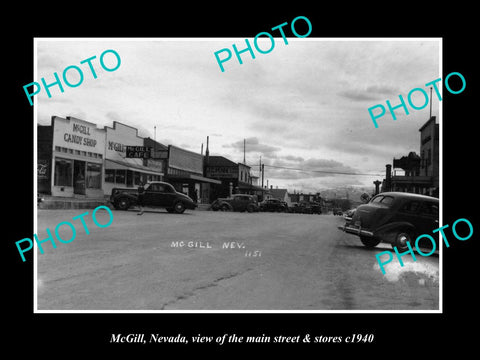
[333,208,343,216]
[297,201,322,214]
[308,201,322,214]
[338,192,439,250]
[211,194,259,212]
[259,198,288,212]
[287,201,321,214]
[110,181,197,214]
[288,202,303,213]
[343,208,356,220]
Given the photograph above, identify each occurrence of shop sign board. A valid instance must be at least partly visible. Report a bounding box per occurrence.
[126,146,151,159]
[53,116,105,153]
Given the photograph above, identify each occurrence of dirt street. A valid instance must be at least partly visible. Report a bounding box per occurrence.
[36,209,439,311]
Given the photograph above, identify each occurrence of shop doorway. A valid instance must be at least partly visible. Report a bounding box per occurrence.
[73,160,86,195]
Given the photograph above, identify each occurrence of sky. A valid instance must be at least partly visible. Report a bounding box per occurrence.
[35,38,440,194]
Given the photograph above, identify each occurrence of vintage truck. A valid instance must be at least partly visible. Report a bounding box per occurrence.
[110,181,197,214]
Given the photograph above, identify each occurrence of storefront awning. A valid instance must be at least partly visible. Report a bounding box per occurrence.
[106,159,164,176]
[167,174,222,185]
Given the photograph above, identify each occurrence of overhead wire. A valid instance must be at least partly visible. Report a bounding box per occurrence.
[247,163,383,177]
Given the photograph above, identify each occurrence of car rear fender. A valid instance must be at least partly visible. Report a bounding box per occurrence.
[115,192,137,201]
[219,201,233,210]
[374,222,416,244]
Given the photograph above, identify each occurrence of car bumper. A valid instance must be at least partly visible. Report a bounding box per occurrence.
[337,224,374,237]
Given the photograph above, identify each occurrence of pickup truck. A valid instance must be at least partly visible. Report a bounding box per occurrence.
[110,181,197,214]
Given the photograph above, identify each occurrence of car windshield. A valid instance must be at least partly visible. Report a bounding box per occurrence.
[370,195,394,206]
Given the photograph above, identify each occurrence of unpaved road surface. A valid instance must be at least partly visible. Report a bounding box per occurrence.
[36,209,439,311]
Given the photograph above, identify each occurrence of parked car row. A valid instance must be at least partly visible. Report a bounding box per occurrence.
[108,182,328,217]
[210,195,323,214]
[288,201,322,214]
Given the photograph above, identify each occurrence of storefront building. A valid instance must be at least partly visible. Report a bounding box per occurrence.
[382,116,439,197]
[162,145,221,204]
[204,155,239,201]
[204,155,265,201]
[104,121,164,196]
[37,116,106,198]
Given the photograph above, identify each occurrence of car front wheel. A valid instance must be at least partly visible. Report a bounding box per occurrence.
[360,236,381,248]
[174,201,186,214]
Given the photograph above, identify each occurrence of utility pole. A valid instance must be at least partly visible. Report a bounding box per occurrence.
[153,125,156,159]
[243,138,246,164]
[429,86,433,118]
[259,156,262,177]
[261,163,264,188]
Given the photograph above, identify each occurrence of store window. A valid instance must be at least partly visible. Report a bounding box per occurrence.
[86,162,102,189]
[105,169,115,183]
[54,158,73,186]
[115,170,126,185]
[134,171,141,185]
[126,170,133,187]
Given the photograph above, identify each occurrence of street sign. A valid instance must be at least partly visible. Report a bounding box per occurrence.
[361,193,370,203]
[125,146,151,158]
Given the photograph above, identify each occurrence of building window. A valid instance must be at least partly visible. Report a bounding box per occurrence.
[126,170,134,187]
[86,162,102,189]
[105,169,115,183]
[115,170,126,185]
[134,171,141,185]
[54,158,73,186]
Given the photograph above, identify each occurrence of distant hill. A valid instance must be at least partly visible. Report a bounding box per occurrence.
[318,186,374,203]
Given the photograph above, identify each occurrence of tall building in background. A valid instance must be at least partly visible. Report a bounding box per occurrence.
[382,116,439,197]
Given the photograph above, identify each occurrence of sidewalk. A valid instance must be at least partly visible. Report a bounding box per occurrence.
[37,195,110,210]
[37,195,212,211]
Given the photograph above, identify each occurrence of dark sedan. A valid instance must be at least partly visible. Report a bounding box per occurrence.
[259,198,288,212]
[298,201,322,214]
[338,192,439,251]
[211,194,259,212]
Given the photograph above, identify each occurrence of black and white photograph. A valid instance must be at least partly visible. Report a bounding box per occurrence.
[33,38,442,311]
[7,7,478,355]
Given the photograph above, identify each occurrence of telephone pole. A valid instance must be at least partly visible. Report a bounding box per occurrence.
[429,86,433,118]
[261,163,265,188]
[243,138,246,164]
